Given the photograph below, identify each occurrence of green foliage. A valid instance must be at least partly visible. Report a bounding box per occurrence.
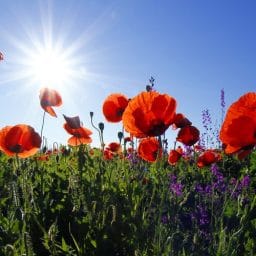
[0,147,255,255]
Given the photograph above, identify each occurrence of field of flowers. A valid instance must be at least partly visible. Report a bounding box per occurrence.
[0,77,255,256]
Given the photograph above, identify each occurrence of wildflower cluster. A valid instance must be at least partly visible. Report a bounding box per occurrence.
[0,71,255,255]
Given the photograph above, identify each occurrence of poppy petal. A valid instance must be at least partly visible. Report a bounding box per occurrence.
[122,91,177,138]
[176,126,200,146]
[68,136,92,146]
[0,124,41,158]
[42,106,57,117]
[39,88,62,117]
[102,93,129,122]
[138,137,162,162]
[168,149,182,165]
[63,115,81,129]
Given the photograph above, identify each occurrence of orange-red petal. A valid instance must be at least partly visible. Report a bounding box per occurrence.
[122,91,177,138]
[220,92,256,155]
[176,126,200,146]
[67,136,92,146]
[106,142,122,153]
[197,150,221,168]
[172,113,192,129]
[0,124,41,158]
[138,137,162,162]
[168,149,182,165]
[39,88,62,117]
[102,93,129,122]
[63,123,92,137]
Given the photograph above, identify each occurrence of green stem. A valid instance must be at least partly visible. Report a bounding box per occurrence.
[90,116,104,150]
[40,111,46,144]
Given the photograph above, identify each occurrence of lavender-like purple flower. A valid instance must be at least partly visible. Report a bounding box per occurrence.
[210,163,220,176]
[161,215,169,224]
[183,145,193,157]
[211,164,226,193]
[201,109,214,148]
[169,174,183,197]
[126,152,139,166]
[198,206,210,226]
[195,183,212,196]
[220,89,225,109]
[202,109,212,130]
[195,184,204,193]
[205,184,212,194]
[191,204,210,230]
[230,182,242,199]
[230,175,250,199]
[241,175,250,188]
[170,183,183,197]
[220,88,226,130]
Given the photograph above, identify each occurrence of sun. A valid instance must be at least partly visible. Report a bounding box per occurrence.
[1,35,83,93]
[0,2,106,97]
[27,45,73,88]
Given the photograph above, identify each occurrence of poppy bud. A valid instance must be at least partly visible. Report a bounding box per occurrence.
[118,131,123,141]
[0,52,4,61]
[42,146,47,153]
[146,85,152,92]
[90,112,94,118]
[98,122,104,131]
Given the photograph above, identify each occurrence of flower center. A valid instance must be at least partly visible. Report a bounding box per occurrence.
[9,144,22,153]
[148,120,167,136]
[116,108,124,117]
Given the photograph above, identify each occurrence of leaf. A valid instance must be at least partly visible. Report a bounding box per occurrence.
[61,237,69,252]
[91,240,97,248]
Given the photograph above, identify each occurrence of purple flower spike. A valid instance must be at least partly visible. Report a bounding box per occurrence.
[241,175,250,188]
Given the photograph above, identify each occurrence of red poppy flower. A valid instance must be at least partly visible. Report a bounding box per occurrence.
[172,113,192,129]
[63,116,92,146]
[168,149,182,165]
[0,124,41,158]
[176,146,183,155]
[106,142,122,153]
[197,150,221,168]
[138,137,162,162]
[220,92,256,157]
[103,149,114,160]
[0,52,4,61]
[122,91,177,138]
[127,147,134,154]
[124,136,132,143]
[176,126,200,146]
[63,114,82,129]
[194,144,204,152]
[102,93,129,122]
[37,154,49,161]
[39,88,62,117]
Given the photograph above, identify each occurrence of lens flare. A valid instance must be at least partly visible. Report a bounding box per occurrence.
[29,46,71,87]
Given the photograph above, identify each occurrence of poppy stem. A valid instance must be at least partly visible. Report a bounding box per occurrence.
[15,153,20,172]
[158,135,163,150]
[90,114,104,150]
[174,141,177,150]
[40,111,46,143]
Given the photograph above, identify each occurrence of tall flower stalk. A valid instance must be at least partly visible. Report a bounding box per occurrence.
[90,112,105,151]
[40,111,46,144]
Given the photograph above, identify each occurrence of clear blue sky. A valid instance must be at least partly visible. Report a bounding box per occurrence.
[0,0,255,149]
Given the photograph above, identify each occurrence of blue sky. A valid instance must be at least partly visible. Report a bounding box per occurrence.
[0,0,255,149]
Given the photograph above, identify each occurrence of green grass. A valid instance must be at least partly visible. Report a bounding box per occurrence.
[0,146,256,256]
